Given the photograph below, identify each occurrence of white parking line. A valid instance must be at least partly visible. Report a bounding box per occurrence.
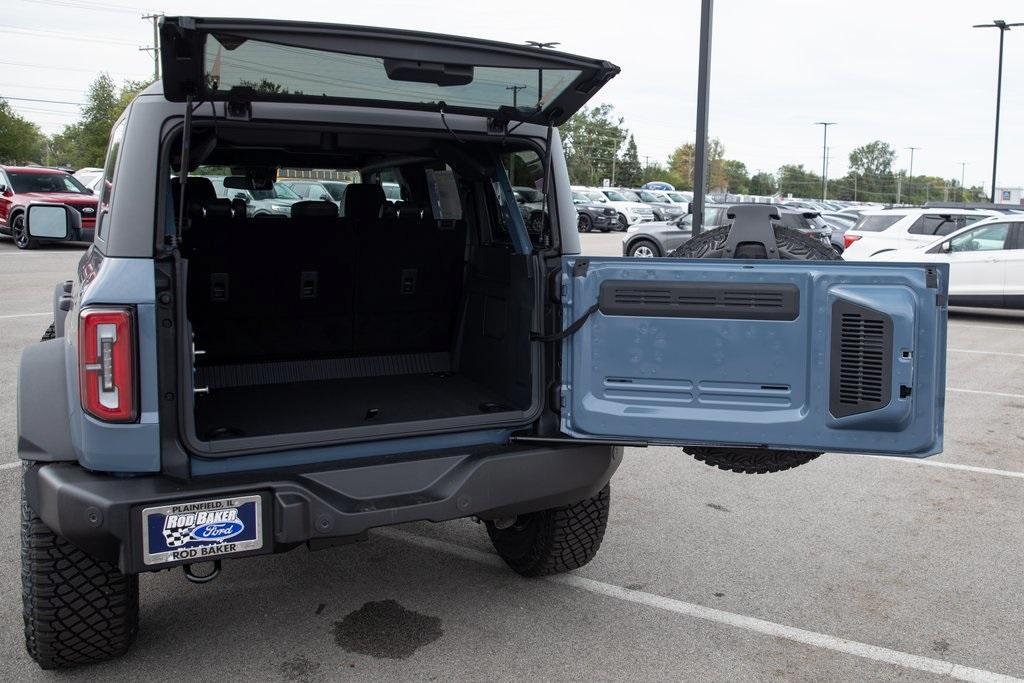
[949,348,1024,358]
[949,323,1024,333]
[948,387,1024,400]
[0,312,49,320]
[380,528,1019,683]
[874,457,1024,480]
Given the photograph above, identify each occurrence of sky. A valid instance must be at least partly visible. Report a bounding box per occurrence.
[1,0,1022,193]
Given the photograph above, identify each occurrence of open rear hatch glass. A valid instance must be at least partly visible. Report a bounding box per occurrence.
[159,16,619,125]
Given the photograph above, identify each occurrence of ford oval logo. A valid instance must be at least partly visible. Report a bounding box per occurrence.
[81,207,95,214]
[190,521,245,542]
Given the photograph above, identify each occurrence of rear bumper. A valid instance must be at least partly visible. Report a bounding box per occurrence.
[25,442,621,574]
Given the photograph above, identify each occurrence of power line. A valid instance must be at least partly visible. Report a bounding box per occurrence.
[0,58,145,78]
[0,23,137,46]
[16,0,156,13]
[1,96,85,106]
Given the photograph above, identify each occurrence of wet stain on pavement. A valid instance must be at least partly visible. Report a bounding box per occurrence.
[334,599,443,659]
[706,503,731,513]
[713,592,725,598]
[315,603,325,615]
[279,655,322,681]
[932,639,951,654]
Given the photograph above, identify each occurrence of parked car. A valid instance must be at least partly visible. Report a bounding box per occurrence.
[596,188,655,229]
[630,188,687,222]
[207,175,303,216]
[16,15,948,669]
[870,215,1024,309]
[622,204,834,257]
[281,179,350,211]
[573,190,617,232]
[842,208,999,260]
[621,204,731,256]
[0,165,98,248]
[72,166,104,187]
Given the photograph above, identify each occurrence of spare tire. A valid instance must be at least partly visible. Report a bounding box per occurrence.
[670,223,836,474]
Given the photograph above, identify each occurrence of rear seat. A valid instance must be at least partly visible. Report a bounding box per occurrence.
[187,182,465,364]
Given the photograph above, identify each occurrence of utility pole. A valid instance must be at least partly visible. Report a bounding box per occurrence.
[973,20,1022,203]
[691,0,714,235]
[896,173,902,205]
[906,146,918,204]
[141,13,163,81]
[505,84,527,109]
[959,162,967,202]
[853,174,858,201]
[814,122,835,200]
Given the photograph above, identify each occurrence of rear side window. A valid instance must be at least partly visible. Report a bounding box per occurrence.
[96,118,126,240]
[908,214,984,236]
[852,214,904,232]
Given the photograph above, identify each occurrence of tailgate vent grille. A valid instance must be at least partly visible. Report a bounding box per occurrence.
[830,300,892,418]
[599,281,799,320]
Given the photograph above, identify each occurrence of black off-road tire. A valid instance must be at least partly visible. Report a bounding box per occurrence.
[41,323,55,342]
[486,484,610,577]
[577,213,593,233]
[21,466,139,669]
[690,448,821,474]
[671,223,836,473]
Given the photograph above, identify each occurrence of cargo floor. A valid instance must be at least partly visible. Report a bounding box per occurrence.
[193,373,516,440]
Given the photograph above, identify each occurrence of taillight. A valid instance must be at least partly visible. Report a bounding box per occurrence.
[79,307,137,422]
[844,234,861,249]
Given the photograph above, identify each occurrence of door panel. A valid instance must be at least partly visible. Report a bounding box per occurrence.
[560,258,948,456]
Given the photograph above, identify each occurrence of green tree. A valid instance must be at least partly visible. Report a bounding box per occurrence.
[0,99,46,164]
[749,171,777,195]
[667,138,726,191]
[49,74,150,168]
[848,141,895,178]
[721,159,750,194]
[777,164,822,197]
[560,104,627,186]
[641,161,683,189]
[617,134,643,187]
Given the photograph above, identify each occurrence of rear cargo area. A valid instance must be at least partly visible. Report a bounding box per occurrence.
[180,174,537,447]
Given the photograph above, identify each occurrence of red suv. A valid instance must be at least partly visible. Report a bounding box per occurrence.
[0,166,98,249]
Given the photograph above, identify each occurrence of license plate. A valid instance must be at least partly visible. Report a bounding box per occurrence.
[141,494,263,566]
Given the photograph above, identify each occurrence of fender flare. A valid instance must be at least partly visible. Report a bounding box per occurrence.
[18,339,76,462]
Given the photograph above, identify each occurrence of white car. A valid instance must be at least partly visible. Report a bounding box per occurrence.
[595,188,655,229]
[871,215,1024,309]
[842,208,1000,260]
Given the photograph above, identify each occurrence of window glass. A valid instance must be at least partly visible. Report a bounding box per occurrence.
[8,171,88,194]
[778,213,810,230]
[500,150,549,248]
[950,224,1009,252]
[909,214,984,236]
[852,214,904,232]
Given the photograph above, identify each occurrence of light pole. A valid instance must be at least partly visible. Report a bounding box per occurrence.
[973,20,1022,202]
[959,162,967,202]
[505,84,527,109]
[814,122,835,200]
[691,0,714,235]
[906,146,918,203]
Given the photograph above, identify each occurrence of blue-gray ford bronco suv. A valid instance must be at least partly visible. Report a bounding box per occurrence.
[17,17,948,668]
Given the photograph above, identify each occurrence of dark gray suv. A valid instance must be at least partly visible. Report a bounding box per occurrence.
[16,16,948,668]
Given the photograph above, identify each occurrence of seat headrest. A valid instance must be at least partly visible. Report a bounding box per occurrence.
[291,200,339,219]
[344,183,386,221]
[171,176,217,206]
[187,198,233,221]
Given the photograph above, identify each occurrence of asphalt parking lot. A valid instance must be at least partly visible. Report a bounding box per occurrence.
[1,233,1023,681]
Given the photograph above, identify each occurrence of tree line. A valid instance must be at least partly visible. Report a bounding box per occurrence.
[561,104,986,204]
[0,87,988,206]
[0,74,149,169]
